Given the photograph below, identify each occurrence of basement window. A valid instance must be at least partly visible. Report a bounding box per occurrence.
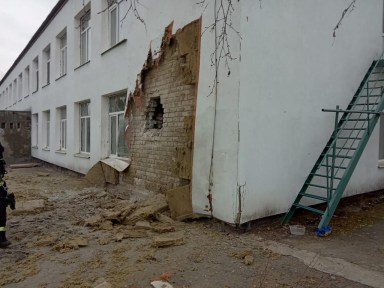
[146,97,163,129]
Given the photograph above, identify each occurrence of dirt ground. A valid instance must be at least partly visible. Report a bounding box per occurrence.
[1,165,384,288]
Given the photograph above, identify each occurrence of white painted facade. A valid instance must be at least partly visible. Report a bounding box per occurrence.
[192,0,384,224]
[1,0,384,225]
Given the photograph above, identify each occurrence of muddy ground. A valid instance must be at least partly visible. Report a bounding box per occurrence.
[1,165,384,288]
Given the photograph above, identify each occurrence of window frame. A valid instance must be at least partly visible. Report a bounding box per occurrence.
[56,106,67,151]
[79,101,91,153]
[60,33,67,76]
[109,2,119,47]
[108,94,127,158]
[80,11,91,65]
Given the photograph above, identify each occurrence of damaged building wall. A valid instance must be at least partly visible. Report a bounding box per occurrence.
[123,20,200,193]
[0,111,31,164]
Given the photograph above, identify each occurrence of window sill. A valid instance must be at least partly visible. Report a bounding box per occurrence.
[74,153,90,159]
[42,83,50,89]
[32,146,38,149]
[32,90,38,94]
[55,73,67,82]
[74,61,90,71]
[101,39,127,56]
[378,159,384,168]
[42,147,50,151]
[55,150,67,155]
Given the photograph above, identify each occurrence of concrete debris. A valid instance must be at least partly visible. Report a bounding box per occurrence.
[84,215,104,227]
[150,281,173,288]
[124,230,148,238]
[134,221,152,230]
[166,185,192,220]
[103,203,137,224]
[151,223,175,233]
[32,234,58,247]
[244,255,254,265]
[54,236,88,252]
[37,172,50,177]
[230,250,253,260]
[9,163,41,169]
[94,281,113,288]
[155,213,175,224]
[153,234,184,248]
[123,194,168,225]
[115,233,124,242]
[12,199,45,212]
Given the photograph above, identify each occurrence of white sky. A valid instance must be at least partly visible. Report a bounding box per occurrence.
[0,0,58,79]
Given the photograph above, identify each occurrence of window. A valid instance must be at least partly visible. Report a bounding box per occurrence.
[9,84,12,106]
[5,87,9,107]
[43,111,50,148]
[58,106,67,150]
[32,113,38,147]
[18,73,22,101]
[43,45,51,85]
[108,0,119,46]
[33,57,39,91]
[80,101,90,153]
[80,11,91,65]
[13,79,17,104]
[24,66,30,96]
[109,94,127,157]
[59,32,67,76]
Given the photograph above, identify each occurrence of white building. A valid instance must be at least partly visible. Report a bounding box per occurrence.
[1,0,384,226]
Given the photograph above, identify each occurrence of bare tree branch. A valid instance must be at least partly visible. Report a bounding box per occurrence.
[200,0,242,96]
[333,0,357,38]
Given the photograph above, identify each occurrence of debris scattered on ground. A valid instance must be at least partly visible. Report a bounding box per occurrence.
[153,234,185,248]
[94,281,113,288]
[135,220,152,230]
[54,236,89,252]
[150,280,173,288]
[37,172,50,177]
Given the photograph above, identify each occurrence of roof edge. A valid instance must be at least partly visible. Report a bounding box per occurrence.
[0,0,68,86]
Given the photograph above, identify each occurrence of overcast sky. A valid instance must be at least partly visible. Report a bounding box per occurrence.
[0,0,58,79]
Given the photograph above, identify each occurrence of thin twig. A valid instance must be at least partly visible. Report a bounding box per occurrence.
[333,0,357,38]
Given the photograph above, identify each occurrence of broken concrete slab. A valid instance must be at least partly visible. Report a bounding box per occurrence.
[151,281,173,288]
[9,163,41,169]
[151,223,175,233]
[166,185,192,220]
[123,194,168,225]
[124,230,148,238]
[153,234,184,248]
[85,162,106,186]
[86,158,130,186]
[54,236,88,252]
[13,199,45,212]
[103,203,136,223]
[134,221,152,230]
[100,158,130,172]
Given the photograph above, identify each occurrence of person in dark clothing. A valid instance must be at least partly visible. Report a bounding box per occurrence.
[0,141,12,248]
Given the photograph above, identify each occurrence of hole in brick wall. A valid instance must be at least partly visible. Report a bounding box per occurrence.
[146,97,163,129]
[9,123,14,129]
[17,123,21,129]
[0,123,5,129]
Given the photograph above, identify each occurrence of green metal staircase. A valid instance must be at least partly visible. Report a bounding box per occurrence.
[282,54,384,229]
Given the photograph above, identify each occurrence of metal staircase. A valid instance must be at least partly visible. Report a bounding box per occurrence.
[282,53,384,230]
